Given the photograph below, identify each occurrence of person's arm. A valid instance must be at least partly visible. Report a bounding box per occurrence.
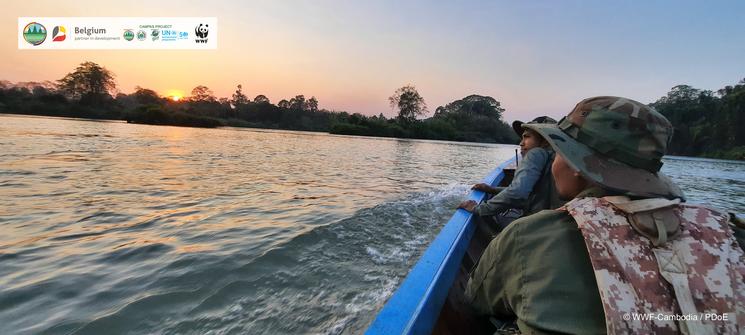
[473,148,549,217]
[472,183,504,194]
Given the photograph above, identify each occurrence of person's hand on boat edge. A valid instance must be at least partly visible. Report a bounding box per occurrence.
[471,183,498,194]
[457,200,477,212]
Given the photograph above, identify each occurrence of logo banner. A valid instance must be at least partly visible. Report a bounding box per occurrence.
[18,17,217,49]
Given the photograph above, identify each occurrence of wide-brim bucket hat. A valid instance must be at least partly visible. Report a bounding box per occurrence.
[523,96,684,200]
[512,116,557,136]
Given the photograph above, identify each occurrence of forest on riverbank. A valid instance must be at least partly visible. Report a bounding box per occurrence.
[1,61,743,159]
[651,82,745,160]
[0,62,516,144]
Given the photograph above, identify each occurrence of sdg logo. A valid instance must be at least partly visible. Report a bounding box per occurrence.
[52,26,66,42]
[123,29,134,41]
[23,22,47,46]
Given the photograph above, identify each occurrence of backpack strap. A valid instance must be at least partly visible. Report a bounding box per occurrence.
[603,196,682,246]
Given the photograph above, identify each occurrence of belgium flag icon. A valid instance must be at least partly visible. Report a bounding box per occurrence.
[53,26,66,42]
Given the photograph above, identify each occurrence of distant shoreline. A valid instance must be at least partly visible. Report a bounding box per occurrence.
[0,112,512,147]
[4,112,743,162]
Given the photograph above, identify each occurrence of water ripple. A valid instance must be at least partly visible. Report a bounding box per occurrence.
[0,115,742,335]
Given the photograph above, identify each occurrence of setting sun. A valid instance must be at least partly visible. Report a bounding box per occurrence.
[165,89,184,102]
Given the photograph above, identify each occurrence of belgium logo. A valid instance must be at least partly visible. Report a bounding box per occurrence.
[23,22,47,46]
[52,26,66,42]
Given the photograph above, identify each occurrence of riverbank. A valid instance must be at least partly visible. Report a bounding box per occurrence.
[704,146,745,161]
[5,111,745,161]
[1,107,517,145]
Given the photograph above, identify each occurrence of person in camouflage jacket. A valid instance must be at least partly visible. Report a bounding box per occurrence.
[465,96,745,334]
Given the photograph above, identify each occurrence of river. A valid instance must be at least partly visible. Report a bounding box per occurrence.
[1,114,743,334]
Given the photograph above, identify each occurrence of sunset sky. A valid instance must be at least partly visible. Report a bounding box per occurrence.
[4,1,745,122]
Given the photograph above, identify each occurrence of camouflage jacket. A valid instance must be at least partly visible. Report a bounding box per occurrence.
[465,188,745,334]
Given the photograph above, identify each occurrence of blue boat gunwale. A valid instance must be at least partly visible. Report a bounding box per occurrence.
[366,158,515,335]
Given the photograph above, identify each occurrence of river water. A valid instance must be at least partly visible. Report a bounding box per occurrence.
[1,115,744,334]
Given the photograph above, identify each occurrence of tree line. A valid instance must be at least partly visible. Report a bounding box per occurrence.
[1,61,743,159]
[651,80,745,160]
[0,61,518,144]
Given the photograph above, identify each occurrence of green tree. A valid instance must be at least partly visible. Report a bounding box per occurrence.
[432,95,515,143]
[289,95,306,110]
[278,99,290,109]
[434,94,505,119]
[305,96,319,112]
[254,94,270,104]
[652,85,720,155]
[231,84,250,106]
[57,61,116,102]
[389,85,427,122]
[718,79,745,147]
[132,86,161,105]
[189,85,216,102]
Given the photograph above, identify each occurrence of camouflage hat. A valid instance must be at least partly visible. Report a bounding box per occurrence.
[524,96,684,199]
[512,116,557,136]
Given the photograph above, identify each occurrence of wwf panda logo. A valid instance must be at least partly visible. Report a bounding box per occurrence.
[195,24,209,40]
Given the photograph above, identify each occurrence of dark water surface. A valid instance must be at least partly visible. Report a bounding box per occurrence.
[1,115,744,334]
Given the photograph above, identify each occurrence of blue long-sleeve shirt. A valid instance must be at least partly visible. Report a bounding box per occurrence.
[475,147,554,217]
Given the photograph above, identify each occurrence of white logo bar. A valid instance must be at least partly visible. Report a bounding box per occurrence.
[18,17,217,49]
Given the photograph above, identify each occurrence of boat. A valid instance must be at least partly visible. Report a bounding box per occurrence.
[366,158,518,335]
